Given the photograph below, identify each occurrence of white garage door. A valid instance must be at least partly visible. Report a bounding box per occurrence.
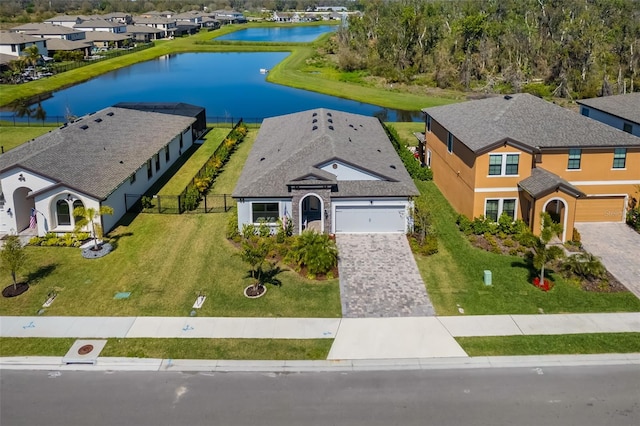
[334,206,406,233]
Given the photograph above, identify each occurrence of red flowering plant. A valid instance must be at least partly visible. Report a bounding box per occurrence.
[533,277,553,292]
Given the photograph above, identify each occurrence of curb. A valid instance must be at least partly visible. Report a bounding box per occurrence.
[2,353,639,373]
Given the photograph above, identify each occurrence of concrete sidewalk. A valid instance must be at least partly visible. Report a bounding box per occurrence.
[2,313,639,360]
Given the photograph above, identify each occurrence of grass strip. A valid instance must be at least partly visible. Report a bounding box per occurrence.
[457,333,640,356]
[0,337,332,360]
[0,126,58,152]
[157,128,228,195]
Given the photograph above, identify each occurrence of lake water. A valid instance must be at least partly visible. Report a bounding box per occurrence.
[214,25,337,42]
[7,25,422,123]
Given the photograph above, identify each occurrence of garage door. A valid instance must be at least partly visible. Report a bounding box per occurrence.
[334,206,406,233]
[575,196,626,222]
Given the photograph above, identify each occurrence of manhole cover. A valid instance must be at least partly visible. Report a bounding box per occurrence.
[77,344,94,355]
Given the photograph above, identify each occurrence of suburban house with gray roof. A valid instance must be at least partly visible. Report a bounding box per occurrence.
[0,103,205,238]
[420,93,640,241]
[577,92,640,137]
[233,109,419,234]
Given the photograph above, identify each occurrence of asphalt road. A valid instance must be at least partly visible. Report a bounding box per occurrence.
[1,365,639,426]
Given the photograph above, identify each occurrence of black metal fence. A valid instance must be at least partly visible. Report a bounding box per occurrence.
[125,193,233,214]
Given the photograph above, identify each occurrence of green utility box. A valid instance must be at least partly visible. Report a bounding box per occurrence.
[483,270,492,286]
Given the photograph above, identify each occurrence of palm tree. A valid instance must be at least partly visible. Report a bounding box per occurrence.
[533,212,564,284]
[32,102,47,125]
[73,205,114,250]
[0,235,27,292]
[22,45,41,78]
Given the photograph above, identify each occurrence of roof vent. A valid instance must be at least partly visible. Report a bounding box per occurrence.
[327,112,332,117]
[377,149,381,152]
[107,112,114,116]
[260,157,265,161]
[328,118,333,123]
[504,95,513,100]
[79,124,89,130]
[94,118,102,123]
[390,165,396,169]
[312,118,317,123]
[312,112,317,117]
[328,125,334,130]
[312,125,318,131]
[349,124,354,128]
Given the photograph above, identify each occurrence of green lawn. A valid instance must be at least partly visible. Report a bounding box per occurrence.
[414,181,640,315]
[457,333,640,356]
[385,122,424,147]
[157,128,228,195]
[0,337,332,360]
[0,126,57,152]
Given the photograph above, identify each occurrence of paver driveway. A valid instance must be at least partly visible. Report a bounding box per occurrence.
[335,234,435,318]
[575,223,640,299]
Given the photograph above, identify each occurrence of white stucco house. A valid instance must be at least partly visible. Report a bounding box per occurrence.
[233,109,419,234]
[577,93,640,137]
[0,102,206,238]
[0,31,48,58]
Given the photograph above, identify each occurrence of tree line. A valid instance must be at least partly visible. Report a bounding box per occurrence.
[333,0,640,99]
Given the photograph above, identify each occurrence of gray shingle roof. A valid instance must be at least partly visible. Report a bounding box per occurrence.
[577,93,640,125]
[12,23,84,35]
[422,93,640,153]
[233,109,419,198]
[0,31,43,45]
[518,167,585,199]
[0,104,199,200]
[45,38,90,51]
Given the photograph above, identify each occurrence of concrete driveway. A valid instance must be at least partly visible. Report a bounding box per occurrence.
[335,234,435,318]
[575,223,640,299]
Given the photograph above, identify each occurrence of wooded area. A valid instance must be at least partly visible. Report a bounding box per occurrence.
[334,0,640,99]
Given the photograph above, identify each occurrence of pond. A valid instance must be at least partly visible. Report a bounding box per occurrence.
[10,52,421,123]
[214,25,338,42]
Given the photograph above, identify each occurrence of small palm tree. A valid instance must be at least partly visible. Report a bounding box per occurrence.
[73,205,114,250]
[533,212,564,284]
[22,45,41,78]
[0,235,27,292]
[239,235,271,290]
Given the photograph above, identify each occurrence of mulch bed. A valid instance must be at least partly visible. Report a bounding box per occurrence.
[2,282,29,298]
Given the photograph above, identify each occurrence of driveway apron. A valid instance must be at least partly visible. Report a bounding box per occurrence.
[335,234,435,317]
[575,223,640,299]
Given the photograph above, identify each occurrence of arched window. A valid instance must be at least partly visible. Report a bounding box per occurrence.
[72,200,84,225]
[56,200,71,226]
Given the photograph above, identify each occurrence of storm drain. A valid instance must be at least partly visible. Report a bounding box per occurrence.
[62,339,107,365]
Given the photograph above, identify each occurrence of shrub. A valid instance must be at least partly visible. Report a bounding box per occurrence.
[383,124,432,181]
[141,196,154,209]
[627,208,640,231]
[562,253,607,280]
[571,227,582,243]
[470,216,497,235]
[456,214,472,234]
[285,231,338,276]
[409,234,438,256]
[226,210,240,241]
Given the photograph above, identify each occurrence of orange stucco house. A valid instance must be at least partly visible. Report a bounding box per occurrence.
[420,93,640,242]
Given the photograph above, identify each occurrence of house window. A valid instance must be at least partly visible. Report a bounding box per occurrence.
[56,200,71,226]
[447,132,453,153]
[623,123,632,134]
[130,173,136,184]
[165,146,170,162]
[488,153,519,176]
[567,148,581,170]
[581,107,589,117]
[147,159,152,179]
[426,149,432,167]
[72,200,84,224]
[154,153,160,171]
[485,198,517,222]
[426,115,431,132]
[613,148,627,169]
[179,134,183,149]
[252,202,279,223]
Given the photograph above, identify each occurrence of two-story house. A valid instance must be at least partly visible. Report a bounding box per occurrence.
[577,93,640,137]
[0,31,48,58]
[132,16,177,38]
[421,93,640,242]
[11,23,87,42]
